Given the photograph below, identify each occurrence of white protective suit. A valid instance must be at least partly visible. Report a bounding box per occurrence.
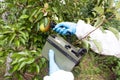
[75,20,120,58]
[44,70,74,80]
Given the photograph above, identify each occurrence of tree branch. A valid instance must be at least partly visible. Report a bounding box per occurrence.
[73,14,115,45]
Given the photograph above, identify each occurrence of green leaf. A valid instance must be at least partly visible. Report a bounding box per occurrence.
[20,14,29,19]
[29,9,38,22]
[44,17,48,26]
[2,36,9,45]
[0,60,4,64]
[82,40,90,51]
[18,62,26,70]
[52,7,58,13]
[34,8,42,18]
[93,39,102,53]
[25,58,35,64]
[0,51,3,56]
[19,27,26,31]
[36,65,40,73]
[15,40,20,47]
[11,53,22,58]
[30,50,37,53]
[10,64,20,73]
[22,9,27,14]
[19,37,26,45]
[3,29,14,34]
[18,51,29,56]
[117,71,120,76]
[97,0,103,6]
[34,13,43,23]
[118,62,120,67]
[41,58,46,64]
[11,58,19,65]
[11,52,28,58]
[86,18,91,24]
[17,74,23,80]
[18,58,26,62]
[108,27,120,39]
[94,6,104,15]
[9,33,16,45]
[94,16,105,27]
[19,31,27,40]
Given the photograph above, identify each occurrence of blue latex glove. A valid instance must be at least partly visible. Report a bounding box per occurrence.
[53,22,77,35]
[48,49,60,75]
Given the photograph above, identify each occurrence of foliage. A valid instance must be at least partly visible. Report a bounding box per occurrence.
[0,0,120,80]
[0,0,52,79]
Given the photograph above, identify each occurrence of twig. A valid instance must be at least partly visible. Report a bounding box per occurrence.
[73,14,115,45]
[81,19,105,40]
[81,14,115,39]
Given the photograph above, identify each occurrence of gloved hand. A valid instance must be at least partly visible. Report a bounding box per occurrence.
[53,22,77,35]
[43,49,74,80]
[48,49,60,75]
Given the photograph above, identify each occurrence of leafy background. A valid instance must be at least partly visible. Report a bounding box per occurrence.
[0,0,120,80]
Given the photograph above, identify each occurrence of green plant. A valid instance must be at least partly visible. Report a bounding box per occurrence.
[0,0,52,79]
[0,0,120,80]
[112,58,120,80]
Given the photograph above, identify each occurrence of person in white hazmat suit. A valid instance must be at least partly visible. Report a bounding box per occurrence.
[44,20,120,80]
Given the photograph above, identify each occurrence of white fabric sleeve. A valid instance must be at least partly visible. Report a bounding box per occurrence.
[43,70,74,80]
[75,20,120,58]
[75,20,95,39]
